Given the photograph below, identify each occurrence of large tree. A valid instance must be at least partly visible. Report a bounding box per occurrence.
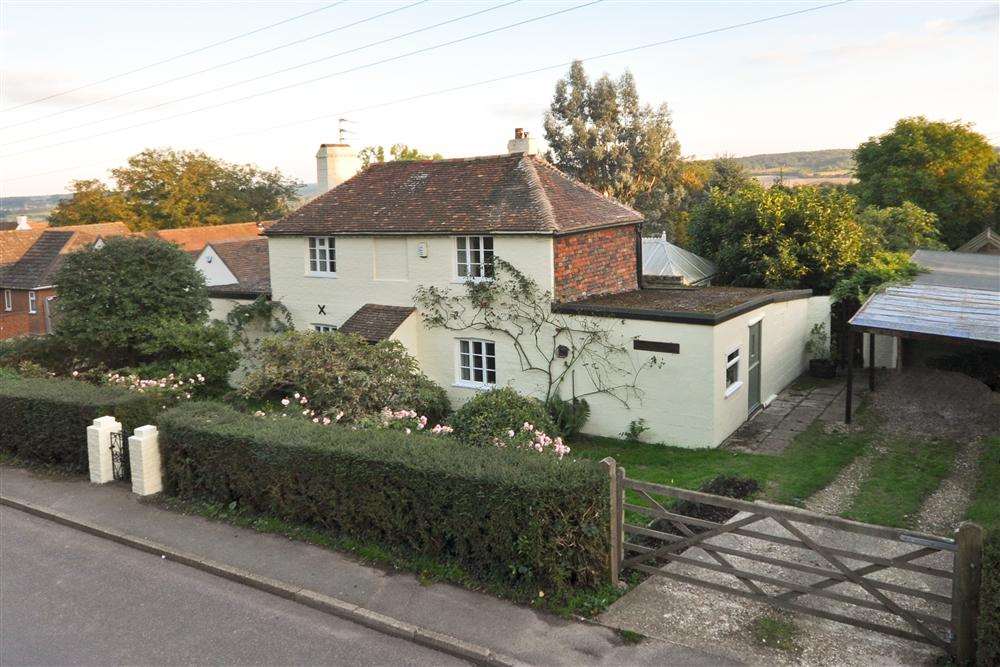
[853,117,999,248]
[358,144,442,169]
[689,183,865,292]
[48,179,135,227]
[49,149,301,230]
[53,236,236,385]
[544,61,682,237]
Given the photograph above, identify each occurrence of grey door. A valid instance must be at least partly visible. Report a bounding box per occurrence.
[748,321,762,414]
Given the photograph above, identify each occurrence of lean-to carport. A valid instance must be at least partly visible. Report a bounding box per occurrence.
[844,283,1000,422]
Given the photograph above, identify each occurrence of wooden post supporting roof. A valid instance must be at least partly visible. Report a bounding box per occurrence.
[845,330,855,424]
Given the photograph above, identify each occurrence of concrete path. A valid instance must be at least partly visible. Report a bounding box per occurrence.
[723,377,865,455]
[2,508,463,666]
[599,511,952,666]
[0,465,728,666]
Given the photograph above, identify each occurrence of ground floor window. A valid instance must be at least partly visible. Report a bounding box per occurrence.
[724,346,741,395]
[27,291,37,314]
[457,338,496,386]
[313,324,336,333]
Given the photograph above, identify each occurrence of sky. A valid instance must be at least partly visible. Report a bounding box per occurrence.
[1,0,997,196]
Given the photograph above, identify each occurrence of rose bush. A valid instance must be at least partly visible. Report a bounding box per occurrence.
[239,331,450,424]
[450,387,556,448]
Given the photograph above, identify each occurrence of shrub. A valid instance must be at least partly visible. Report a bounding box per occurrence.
[240,331,449,423]
[451,387,555,447]
[980,530,1000,666]
[158,401,608,595]
[0,375,159,470]
[546,396,591,439]
[0,335,81,375]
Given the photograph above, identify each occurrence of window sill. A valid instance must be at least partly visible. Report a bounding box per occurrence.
[306,272,337,279]
[724,381,743,398]
[453,380,495,391]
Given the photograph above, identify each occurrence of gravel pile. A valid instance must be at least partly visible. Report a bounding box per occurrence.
[872,368,1000,442]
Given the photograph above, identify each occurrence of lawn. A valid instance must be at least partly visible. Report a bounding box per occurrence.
[966,436,1000,533]
[843,435,960,528]
[571,417,871,507]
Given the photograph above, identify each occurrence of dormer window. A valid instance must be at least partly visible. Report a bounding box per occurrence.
[456,236,493,281]
[307,236,336,276]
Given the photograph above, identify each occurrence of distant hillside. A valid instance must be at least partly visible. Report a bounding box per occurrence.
[732,149,855,177]
[0,194,68,222]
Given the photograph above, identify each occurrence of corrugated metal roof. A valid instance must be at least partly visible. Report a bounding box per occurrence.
[850,284,1000,344]
[642,235,717,285]
[911,249,1000,291]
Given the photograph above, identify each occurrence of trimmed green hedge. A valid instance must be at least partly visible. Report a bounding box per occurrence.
[0,375,159,470]
[158,401,609,595]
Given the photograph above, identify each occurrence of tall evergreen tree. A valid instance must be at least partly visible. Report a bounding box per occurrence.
[544,61,682,237]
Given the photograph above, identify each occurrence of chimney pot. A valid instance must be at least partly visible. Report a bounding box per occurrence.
[507,128,538,156]
[15,215,30,230]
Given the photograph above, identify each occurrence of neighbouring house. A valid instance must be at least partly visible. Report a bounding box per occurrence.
[193,237,271,320]
[850,247,1000,391]
[262,130,829,447]
[642,232,717,286]
[147,221,270,254]
[0,223,130,338]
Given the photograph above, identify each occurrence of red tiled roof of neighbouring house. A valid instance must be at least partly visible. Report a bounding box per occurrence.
[0,230,46,266]
[339,304,416,342]
[204,238,271,298]
[50,221,131,236]
[149,221,270,252]
[266,154,642,237]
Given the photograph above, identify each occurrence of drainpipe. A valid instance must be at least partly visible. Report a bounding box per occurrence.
[635,221,643,290]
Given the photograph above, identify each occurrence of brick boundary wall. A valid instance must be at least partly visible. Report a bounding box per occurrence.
[553,224,638,302]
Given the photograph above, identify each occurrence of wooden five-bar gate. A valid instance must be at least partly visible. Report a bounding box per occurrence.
[601,458,983,663]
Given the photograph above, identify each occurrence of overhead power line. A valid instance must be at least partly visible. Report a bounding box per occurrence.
[0,0,603,158]
[3,0,521,143]
[1,1,349,113]
[2,0,434,132]
[2,0,852,184]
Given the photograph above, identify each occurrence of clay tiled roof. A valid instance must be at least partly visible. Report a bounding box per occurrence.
[205,238,271,298]
[266,154,642,237]
[150,221,269,252]
[53,221,130,236]
[0,230,45,266]
[339,304,415,342]
[0,231,74,289]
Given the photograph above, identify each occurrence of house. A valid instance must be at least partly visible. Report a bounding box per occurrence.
[0,223,130,338]
[148,221,269,253]
[262,130,829,448]
[194,237,271,320]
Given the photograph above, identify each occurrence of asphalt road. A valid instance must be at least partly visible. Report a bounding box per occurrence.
[0,507,467,666]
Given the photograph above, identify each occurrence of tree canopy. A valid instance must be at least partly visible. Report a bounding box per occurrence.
[853,117,999,248]
[358,144,442,169]
[689,182,866,292]
[48,149,301,231]
[543,61,682,237]
[53,236,236,385]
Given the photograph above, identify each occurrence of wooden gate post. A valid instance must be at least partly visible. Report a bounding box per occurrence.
[601,457,624,587]
[952,522,983,665]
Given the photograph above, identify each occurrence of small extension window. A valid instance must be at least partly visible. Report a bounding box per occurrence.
[725,348,740,391]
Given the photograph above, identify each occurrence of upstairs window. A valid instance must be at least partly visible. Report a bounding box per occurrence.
[308,236,336,275]
[457,338,496,386]
[27,291,37,314]
[456,236,494,280]
[3,289,10,311]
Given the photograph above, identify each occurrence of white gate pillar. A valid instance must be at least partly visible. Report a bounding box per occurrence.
[128,425,163,496]
[86,416,121,484]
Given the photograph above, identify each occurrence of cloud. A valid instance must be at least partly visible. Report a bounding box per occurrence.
[750,6,995,67]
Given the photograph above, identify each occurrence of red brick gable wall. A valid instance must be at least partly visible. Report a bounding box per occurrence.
[0,288,56,339]
[553,224,638,302]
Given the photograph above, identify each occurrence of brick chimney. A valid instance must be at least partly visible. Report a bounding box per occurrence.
[507,128,538,156]
[316,143,361,194]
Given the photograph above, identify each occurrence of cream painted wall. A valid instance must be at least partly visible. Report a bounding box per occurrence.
[710,296,830,446]
[268,233,826,448]
[195,246,238,287]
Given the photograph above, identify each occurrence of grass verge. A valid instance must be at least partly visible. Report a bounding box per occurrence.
[965,436,1000,533]
[571,418,869,507]
[843,436,960,528]
[148,494,635,619]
